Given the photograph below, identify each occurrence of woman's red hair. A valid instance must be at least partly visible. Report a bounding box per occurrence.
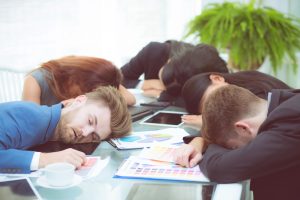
[41,55,121,100]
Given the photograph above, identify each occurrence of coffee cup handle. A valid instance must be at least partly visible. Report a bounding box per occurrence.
[38,168,47,176]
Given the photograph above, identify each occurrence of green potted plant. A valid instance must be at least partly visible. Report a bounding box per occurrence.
[185,0,300,71]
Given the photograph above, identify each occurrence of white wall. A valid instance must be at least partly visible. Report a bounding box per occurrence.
[0,0,299,88]
[0,0,201,72]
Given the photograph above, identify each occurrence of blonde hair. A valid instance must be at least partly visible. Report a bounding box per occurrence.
[86,86,131,138]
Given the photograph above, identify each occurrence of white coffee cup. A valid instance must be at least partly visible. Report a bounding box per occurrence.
[44,162,75,187]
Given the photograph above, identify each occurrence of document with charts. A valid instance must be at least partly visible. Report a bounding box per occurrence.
[108,128,189,150]
[114,156,209,183]
[114,144,209,183]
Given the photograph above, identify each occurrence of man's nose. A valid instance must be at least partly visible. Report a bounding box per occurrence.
[81,126,94,136]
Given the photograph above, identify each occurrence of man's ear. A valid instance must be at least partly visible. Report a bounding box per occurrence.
[74,95,87,104]
[209,74,225,83]
[234,121,252,136]
[66,95,87,108]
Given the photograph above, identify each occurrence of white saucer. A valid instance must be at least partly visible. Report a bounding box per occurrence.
[36,174,82,189]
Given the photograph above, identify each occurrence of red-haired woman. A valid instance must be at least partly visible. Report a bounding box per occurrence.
[22,55,136,106]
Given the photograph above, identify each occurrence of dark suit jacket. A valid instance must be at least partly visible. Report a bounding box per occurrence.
[199,89,300,200]
[121,41,170,88]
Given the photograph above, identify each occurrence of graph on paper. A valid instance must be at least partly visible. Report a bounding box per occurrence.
[114,156,209,183]
[109,128,189,149]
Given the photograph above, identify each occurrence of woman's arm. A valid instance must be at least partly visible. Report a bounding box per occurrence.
[141,79,166,98]
[22,75,41,104]
[142,79,166,91]
[119,84,136,106]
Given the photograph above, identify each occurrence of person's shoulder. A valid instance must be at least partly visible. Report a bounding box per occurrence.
[236,70,267,77]
[0,101,61,112]
[267,89,300,119]
[29,67,42,75]
[0,101,40,111]
[29,68,50,81]
[271,89,300,97]
[143,41,169,51]
[0,102,43,120]
[0,101,61,124]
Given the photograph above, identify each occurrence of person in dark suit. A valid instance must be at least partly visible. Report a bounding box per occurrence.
[0,86,131,174]
[177,85,300,200]
[121,40,228,105]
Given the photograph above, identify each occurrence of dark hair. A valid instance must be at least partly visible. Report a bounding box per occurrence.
[40,55,122,101]
[182,70,292,114]
[166,40,195,58]
[162,44,228,96]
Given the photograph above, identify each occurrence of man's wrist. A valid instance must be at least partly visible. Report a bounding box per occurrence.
[191,137,206,153]
[38,152,49,168]
[30,152,41,171]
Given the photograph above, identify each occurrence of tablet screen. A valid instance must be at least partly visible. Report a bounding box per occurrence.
[0,178,41,200]
[141,112,184,126]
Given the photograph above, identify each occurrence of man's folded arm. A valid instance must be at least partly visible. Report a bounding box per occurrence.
[0,149,35,173]
[199,128,300,183]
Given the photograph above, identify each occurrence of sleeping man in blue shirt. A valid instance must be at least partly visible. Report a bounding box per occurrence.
[0,86,131,174]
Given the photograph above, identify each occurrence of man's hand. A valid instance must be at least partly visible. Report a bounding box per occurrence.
[173,144,203,168]
[39,148,87,169]
[181,115,203,127]
[173,137,206,168]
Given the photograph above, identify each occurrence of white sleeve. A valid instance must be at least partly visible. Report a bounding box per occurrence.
[30,152,41,171]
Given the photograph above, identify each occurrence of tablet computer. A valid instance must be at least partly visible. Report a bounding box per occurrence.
[140,111,186,127]
[0,177,42,200]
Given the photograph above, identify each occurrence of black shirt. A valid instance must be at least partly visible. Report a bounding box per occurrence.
[121,41,170,88]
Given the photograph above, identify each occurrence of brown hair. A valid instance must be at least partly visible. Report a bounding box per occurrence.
[201,85,261,147]
[40,55,122,101]
[85,86,131,138]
